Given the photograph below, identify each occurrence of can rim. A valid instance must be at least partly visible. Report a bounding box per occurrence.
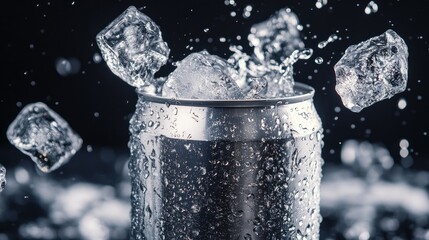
[138,82,314,107]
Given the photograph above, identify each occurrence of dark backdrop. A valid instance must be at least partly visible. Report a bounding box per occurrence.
[1,0,428,169]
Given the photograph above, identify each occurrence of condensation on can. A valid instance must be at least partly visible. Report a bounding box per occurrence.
[129,82,323,240]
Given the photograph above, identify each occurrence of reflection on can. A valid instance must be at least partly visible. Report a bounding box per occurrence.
[129,83,323,240]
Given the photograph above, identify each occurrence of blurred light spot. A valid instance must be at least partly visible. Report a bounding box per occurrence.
[93,53,102,63]
[400,148,409,158]
[341,140,358,165]
[87,145,93,153]
[364,1,378,15]
[55,57,81,77]
[397,98,407,110]
[399,139,409,149]
[15,167,30,184]
[315,0,328,9]
[79,215,108,240]
[243,5,252,18]
[334,106,341,113]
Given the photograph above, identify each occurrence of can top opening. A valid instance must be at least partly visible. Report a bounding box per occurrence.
[138,82,315,107]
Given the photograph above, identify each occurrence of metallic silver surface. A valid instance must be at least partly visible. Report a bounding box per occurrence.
[138,82,319,141]
[129,82,323,239]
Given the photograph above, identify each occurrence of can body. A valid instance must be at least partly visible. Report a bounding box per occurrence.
[129,83,323,240]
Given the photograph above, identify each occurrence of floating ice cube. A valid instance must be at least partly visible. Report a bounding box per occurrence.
[334,29,408,112]
[162,51,244,99]
[6,102,82,173]
[96,6,170,88]
[0,163,5,192]
[248,8,304,63]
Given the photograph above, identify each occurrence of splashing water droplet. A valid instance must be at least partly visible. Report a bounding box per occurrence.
[365,1,378,15]
[318,34,339,49]
[315,57,324,64]
[398,98,407,110]
[55,57,81,76]
[315,0,328,9]
[93,53,102,63]
[243,5,253,18]
[0,164,6,192]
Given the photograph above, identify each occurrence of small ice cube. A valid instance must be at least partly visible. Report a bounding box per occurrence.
[96,6,170,88]
[0,163,6,192]
[248,8,304,63]
[162,51,244,99]
[6,102,82,173]
[334,29,408,112]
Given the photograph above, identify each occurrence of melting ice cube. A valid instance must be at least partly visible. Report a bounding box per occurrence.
[162,51,244,99]
[0,163,5,192]
[248,8,304,63]
[96,6,170,89]
[6,102,82,173]
[334,29,408,112]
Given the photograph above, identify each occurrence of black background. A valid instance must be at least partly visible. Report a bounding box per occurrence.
[1,0,428,169]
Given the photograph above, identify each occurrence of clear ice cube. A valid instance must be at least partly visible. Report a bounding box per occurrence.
[334,29,408,112]
[6,102,82,173]
[0,163,5,192]
[162,51,244,99]
[248,8,304,63]
[96,6,170,88]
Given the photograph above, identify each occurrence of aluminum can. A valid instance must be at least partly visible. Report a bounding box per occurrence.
[129,82,323,240]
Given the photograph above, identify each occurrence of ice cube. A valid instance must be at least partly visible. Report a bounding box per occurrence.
[334,29,408,112]
[162,51,244,99]
[96,6,170,88]
[6,102,82,173]
[248,8,304,63]
[0,163,5,192]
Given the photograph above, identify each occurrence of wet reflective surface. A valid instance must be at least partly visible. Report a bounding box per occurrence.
[1,1,428,239]
[1,142,428,239]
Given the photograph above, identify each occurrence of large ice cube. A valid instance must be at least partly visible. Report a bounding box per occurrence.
[96,6,170,88]
[162,51,244,99]
[0,163,5,192]
[248,8,304,63]
[334,29,408,112]
[6,102,82,173]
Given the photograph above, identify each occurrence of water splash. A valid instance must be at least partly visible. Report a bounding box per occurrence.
[0,163,6,192]
[318,34,339,49]
[315,0,328,9]
[365,1,378,15]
